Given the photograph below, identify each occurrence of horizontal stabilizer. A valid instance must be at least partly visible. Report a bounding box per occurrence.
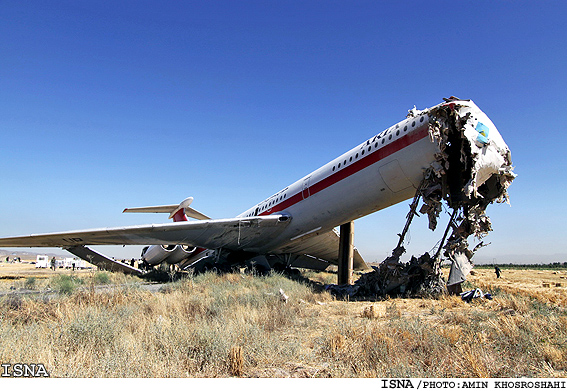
[123,205,177,214]
[123,197,210,220]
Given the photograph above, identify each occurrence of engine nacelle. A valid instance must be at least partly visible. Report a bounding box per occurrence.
[141,245,176,265]
[165,245,196,264]
[141,244,196,265]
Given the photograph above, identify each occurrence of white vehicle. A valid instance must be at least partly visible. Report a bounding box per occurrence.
[62,257,75,269]
[57,257,92,269]
[0,99,515,276]
[73,258,92,269]
[35,255,49,268]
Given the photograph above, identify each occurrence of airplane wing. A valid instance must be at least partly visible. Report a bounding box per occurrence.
[0,214,368,271]
[0,215,291,251]
[275,228,367,270]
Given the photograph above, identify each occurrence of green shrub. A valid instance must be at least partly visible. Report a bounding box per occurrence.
[94,272,110,285]
[24,277,37,290]
[51,275,83,294]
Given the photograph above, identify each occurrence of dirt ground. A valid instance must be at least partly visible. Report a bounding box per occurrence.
[303,266,567,323]
[468,267,566,292]
[0,261,98,291]
[0,261,96,278]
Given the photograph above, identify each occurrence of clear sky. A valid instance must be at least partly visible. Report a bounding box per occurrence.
[1,1,566,263]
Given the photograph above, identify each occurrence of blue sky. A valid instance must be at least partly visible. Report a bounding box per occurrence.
[1,1,566,263]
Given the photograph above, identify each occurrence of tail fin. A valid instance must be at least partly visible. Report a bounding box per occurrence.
[123,197,210,222]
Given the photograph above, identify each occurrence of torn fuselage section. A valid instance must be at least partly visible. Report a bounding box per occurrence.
[425,99,515,292]
[426,99,515,211]
[337,99,515,298]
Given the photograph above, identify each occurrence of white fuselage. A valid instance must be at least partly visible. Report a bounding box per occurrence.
[237,100,503,255]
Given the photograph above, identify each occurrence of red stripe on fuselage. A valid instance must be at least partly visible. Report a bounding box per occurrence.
[260,125,430,216]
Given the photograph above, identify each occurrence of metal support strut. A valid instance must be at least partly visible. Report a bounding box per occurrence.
[337,221,354,285]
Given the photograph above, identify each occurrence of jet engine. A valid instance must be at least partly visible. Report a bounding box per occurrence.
[165,245,196,264]
[141,244,196,265]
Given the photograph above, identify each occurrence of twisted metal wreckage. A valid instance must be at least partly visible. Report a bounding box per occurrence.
[332,98,516,298]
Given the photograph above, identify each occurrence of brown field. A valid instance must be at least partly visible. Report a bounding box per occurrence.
[0,262,96,279]
[1,262,566,378]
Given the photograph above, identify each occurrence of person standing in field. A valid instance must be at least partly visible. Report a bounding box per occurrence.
[494,266,501,278]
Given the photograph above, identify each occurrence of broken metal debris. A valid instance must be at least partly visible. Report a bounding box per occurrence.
[355,252,446,297]
[279,288,289,303]
[460,288,493,303]
[328,98,515,299]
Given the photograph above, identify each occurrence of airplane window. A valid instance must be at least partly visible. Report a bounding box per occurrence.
[368,146,371,152]
[420,116,424,122]
[349,156,353,162]
[338,163,341,168]
[404,126,407,131]
[361,150,365,155]
[332,166,335,171]
[396,130,400,136]
[412,121,416,127]
[344,160,347,165]
[355,153,359,158]
[374,142,378,148]
[382,139,385,144]
[389,134,392,140]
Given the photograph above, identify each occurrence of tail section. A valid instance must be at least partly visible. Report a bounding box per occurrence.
[123,197,210,222]
[123,197,210,267]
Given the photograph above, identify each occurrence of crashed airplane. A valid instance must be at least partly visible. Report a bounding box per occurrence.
[0,98,514,284]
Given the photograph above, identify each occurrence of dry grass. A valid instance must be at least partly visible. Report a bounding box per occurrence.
[1,268,566,377]
[0,263,142,294]
[0,272,330,377]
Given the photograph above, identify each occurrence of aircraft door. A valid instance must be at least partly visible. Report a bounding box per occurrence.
[302,176,311,199]
[378,160,413,193]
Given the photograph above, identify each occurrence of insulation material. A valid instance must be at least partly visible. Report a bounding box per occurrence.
[447,251,474,286]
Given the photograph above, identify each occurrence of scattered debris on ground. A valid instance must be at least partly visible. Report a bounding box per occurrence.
[460,288,493,302]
